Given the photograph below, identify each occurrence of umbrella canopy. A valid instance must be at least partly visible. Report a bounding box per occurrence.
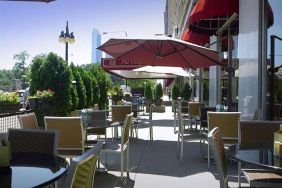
[106,70,177,79]
[189,0,273,36]
[97,37,222,69]
[133,66,194,77]
[2,0,54,2]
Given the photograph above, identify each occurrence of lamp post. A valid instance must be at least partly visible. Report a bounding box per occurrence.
[59,21,75,63]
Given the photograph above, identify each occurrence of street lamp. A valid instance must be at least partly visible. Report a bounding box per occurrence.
[102,31,128,37]
[59,21,75,63]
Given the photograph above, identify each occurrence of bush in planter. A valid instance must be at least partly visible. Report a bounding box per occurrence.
[154,83,163,106]
[172,84,180,100]
[110,86,123,105]
[181,82,192,101]
[0,91,20,114]
[78,67,93,108]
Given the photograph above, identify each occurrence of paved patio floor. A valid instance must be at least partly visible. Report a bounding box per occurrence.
[94,106,248,188]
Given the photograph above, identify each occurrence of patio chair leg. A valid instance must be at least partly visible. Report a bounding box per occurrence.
[181,138,183,161]
[177,134,180,159]
[208,140,210,168]
[127,144,129,177]
[238,161,241,187]
[121,149,124,180]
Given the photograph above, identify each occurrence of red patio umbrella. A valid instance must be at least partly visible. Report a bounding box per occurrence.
[1,0,54,2]
[189,0,273,36]
[97,37,222,69]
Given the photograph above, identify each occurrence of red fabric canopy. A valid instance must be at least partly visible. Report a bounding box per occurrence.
[2,0,54,2]
[181,28,234,52]
[189,0,274,36]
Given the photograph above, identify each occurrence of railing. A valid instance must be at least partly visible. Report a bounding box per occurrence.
[0,110,33,134]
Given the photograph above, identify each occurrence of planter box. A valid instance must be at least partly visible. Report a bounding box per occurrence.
[0,102,21,114]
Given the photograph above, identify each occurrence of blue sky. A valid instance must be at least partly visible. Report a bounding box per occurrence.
[0,0,166,69]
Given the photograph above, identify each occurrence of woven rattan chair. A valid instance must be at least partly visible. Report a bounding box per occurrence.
[101,113,133,180]
[239,120,281,148]
[177,109,205,161]
[207,112,240,167]
[111,105,132,137]
[8,128,58,155]
[80,110,108,142]
[61,141,103,188]
[209,127,282,188]
[188,102,205,130]
[44,116,84,157]
[238,120,282,186]
[18,112,39,129]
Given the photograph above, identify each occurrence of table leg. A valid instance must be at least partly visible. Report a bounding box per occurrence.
[238,161,241,187]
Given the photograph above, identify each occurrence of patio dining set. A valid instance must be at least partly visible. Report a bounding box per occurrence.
[172,99,282,187]
[0,102,154,187]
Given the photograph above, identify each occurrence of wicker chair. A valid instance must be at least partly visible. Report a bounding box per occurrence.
[61,141,103,188]
[80,110,108,142]
[208,127,282,188]
[177,109,205,161]
[207,112,241,167]
[18,112,39,129]
[239,120,282,148]
[188,102,205,130]
[8,128,58,155]
[44,116,84,157]
[101,113,133,180]
[111,105,132,137]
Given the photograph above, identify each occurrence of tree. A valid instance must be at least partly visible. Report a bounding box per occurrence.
[0,69,14,91]
[30,52,72,116]
[70,63,86,110]
[12,51,30,88]
[127,79,155,89]
[87,64,111,109]
[77,67,93,108]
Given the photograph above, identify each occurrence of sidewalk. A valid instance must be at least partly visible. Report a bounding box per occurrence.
[94,106,247,188]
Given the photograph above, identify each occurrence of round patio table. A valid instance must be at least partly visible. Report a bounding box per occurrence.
[0,152,68,188]
[227,144,282,174]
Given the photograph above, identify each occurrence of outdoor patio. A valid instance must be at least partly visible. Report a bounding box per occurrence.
[94,105,248,188]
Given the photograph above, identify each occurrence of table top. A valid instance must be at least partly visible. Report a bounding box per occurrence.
[84,120,120,129]
[227,144,282,174]
[0,152,68,188]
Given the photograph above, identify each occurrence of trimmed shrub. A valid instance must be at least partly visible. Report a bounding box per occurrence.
[172,84,180,100]
[70,63,86,110]
[144,83,153,100]
[155,83,163,99]
[181,82,192,100]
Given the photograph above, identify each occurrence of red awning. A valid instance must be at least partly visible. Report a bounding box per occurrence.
[181,28,234,52]
[189,0,274,36]
[181,28,209,46]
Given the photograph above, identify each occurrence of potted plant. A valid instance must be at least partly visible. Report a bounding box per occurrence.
[28,89,55,110]
[154,83,163,106]
[110,86,123,105]
[0,91,21,114]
